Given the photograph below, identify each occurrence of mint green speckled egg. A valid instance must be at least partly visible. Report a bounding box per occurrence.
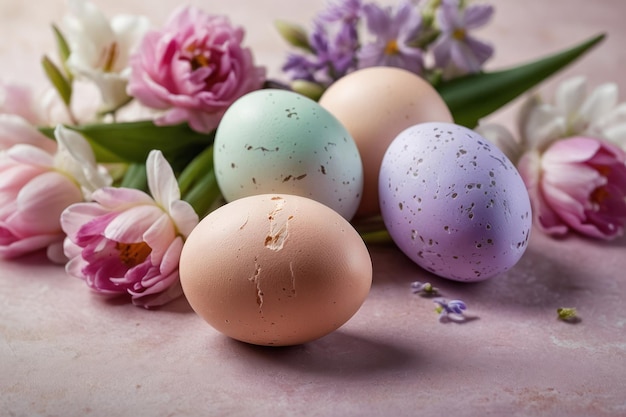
[214,89,364,220]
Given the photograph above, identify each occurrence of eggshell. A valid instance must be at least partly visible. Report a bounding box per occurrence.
[214,89,363,220]
[179,194,372,346]
[379,122,532,282]
[319,67,453,218]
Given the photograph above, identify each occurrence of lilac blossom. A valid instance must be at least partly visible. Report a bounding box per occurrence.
[282,0,362,85]
[434,298,468,323]
[432,0,494,76]
[410,280,438,296]
[357,1,424,73]
[318,0,362,24]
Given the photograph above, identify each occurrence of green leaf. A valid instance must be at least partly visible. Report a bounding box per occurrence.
[51,24,72,80]
[40,121,215,168]
[436,33,606,128]
[41,55,72,106]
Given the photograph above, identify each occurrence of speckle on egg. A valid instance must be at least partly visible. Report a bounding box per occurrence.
[378,122,532,282]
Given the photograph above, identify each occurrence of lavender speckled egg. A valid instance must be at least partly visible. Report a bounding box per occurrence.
[379,122,532,281]
[214,89,363,220]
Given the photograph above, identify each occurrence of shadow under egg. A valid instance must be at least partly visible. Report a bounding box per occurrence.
[223,329,418,378]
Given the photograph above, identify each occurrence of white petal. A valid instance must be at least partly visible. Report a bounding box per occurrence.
[53,125,112,198]
[475,123,522,164]
[146,150,180,212]
[604,124,626,147]
[65,0,116,70]
[554,76,587,117]
[523,103,566,150]
[110,15,151,69]
[82,70,131,111]
[579,83,619,128]
[168,199,199,239]
[516,93,541,148]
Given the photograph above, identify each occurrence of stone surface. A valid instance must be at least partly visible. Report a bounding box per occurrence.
[1,1,625,416]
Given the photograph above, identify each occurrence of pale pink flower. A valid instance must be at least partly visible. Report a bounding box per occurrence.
[0,125,111,262]
[0,81,45,126]
[127,6,266,133]
[61,150,199,308]
[518,137,626,240]
[0,115,57,153]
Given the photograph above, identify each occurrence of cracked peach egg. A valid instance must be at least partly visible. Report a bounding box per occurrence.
[379,122,532,282]
[214,89,364,221]
[179,193,372,346]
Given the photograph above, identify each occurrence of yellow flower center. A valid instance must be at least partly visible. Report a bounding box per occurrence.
[591,186,610,206]
[384,39,400,56]
[116,241,152,268]
[185,41,211,70]
[452,28,467,41]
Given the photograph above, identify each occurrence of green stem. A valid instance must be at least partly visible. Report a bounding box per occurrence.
[178,145,214,197]
[119,163,147,192]
[184,168,221,218]
[360,229,393,245]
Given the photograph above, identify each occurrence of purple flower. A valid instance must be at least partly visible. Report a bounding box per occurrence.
[282,0,362,85]
[434,298,468,322]
[410,280,438,296]
[357,1,424,73]
[432,0,494,76]
[318,0,362,24]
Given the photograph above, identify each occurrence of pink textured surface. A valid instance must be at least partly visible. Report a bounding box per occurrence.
[1,1,626,416]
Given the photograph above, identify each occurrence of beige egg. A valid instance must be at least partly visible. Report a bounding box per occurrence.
[319,67,453,219]
[179,194,372,346]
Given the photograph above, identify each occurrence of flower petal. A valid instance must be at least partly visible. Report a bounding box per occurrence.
[554,75,586,117]
[0,115,57,153]
[103,205,162,242]
[54,125,112,198]
[579,83,619,128]
[463,4,494,29]
[523,103,566,150]
[146,150,180,213]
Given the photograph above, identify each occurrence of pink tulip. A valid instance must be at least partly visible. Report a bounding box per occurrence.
[61,151,199,308]
[0,81,44,126]
[518,137,626,240]
[127,6,266,133]
[0,114,57,153]
[0,125,110,262]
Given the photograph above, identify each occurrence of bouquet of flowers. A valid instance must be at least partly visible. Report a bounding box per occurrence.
[1,0,623,309]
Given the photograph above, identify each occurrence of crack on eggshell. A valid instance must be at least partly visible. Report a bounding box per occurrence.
[265,198,292,251]
[239,216,249,230]
[249,256,264,312]
[288,261,297,297]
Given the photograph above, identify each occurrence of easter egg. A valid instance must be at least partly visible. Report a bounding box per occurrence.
[214,89,363,220]
[319,67,453,218]
[379,122,532,281]
[179,194,373,346]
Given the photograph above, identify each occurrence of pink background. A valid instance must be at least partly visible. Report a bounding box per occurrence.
[2,1,626,416]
